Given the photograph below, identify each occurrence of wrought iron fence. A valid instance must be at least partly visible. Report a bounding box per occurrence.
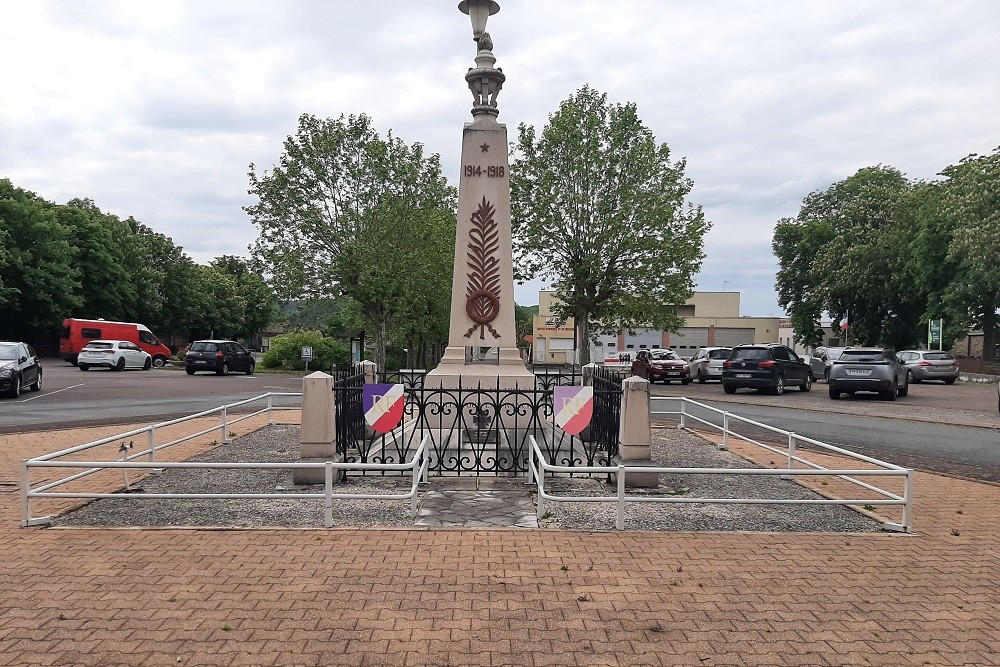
[590,366,629,461]
[333,364,366,461]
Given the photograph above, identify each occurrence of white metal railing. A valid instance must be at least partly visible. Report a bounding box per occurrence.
[530,396,913,532]
[21,393,431,528]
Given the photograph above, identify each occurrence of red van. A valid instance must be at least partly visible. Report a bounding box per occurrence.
[60,318,173,367]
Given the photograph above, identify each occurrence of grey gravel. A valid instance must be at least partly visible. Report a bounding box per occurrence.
[55,424,883,532]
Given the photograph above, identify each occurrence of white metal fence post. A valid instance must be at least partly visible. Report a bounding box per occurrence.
[616,465,626,530]
[782,433,796,480]
[678,399,686,430]
[147,428,156,463]
[20,460,30,527]
[721,413,730,450]
[267,394,275,425]
[324,461,333,528]
[903,469,914,532]
[221,407,231,444]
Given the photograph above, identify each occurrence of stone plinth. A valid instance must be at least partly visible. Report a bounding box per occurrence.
[613,376,659,488]
[294,371,339,485]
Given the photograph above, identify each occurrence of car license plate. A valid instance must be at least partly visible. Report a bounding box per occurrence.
[195,360,207,364]
[735,373,751,379]
[667,371,680,376]
[845,369,871,376]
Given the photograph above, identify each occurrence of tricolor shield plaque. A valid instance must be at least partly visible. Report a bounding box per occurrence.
[363,384,406,434]
[553,386,594,436]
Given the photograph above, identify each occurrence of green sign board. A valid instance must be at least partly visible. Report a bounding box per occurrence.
[928,319,943,350]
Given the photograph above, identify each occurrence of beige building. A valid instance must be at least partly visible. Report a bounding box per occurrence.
[531,291,781,364]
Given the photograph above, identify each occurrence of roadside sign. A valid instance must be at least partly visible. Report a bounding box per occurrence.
[928,319,943,350]
[363,384,406,434]
[301,345,313,360]
[553,386,594,436]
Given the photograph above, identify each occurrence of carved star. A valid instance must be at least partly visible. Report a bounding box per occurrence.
[480,143,490,152]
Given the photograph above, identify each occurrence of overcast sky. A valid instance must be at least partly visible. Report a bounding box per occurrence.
[2,1,998,317]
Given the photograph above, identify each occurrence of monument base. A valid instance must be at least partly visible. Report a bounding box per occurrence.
[612,456,661,488]
[426,345,536,389]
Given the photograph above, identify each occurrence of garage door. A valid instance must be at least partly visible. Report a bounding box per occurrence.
[670,327,709,357]
[590,333,620,364]
[624,328,664,353]
[714,328,755,347]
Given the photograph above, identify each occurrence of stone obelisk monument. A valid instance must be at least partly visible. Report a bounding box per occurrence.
[427,0,535,388]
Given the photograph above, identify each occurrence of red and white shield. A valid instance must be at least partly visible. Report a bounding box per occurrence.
[363,384,406,434]
[553,386,594,436]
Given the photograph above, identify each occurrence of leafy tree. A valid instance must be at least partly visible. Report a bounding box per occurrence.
[510,86,709,364]
[0,180,82,341]
[773,167,924,350]
[934,148,1000,359]
[210,255,277,339]
[247,113,457,370]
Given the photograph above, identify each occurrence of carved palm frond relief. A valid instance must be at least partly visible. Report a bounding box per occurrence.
[465,196,502,339]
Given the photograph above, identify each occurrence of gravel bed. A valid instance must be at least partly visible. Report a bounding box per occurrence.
[55,424,882,532]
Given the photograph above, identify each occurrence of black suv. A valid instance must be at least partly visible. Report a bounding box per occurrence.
[722,344,812,395]
[0,341,43,398]
[184,340,255,376]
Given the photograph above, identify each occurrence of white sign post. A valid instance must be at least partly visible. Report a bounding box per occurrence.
[301,345,313,371]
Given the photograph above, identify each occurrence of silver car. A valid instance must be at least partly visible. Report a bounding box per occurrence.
[828,348,909,401]
[688,346,732,383]
[809,346,847,383]
[897,350,960,384]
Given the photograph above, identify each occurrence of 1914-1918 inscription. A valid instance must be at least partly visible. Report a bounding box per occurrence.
[464,165,505,178]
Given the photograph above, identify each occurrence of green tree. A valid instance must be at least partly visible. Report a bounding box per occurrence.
[773,167,924,350]
[247,113,457,370]
[0,180,82,341]
[210,255,277,340]
[261,330,351,371]
[935,148,1000,359]
[510,86,709,364]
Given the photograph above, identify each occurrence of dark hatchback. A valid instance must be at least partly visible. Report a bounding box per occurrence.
[184,340,255,376]
[721,344,812,395]
[0,341,43,398]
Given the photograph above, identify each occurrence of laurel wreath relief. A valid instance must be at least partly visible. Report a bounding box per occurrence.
[464,196,502,340]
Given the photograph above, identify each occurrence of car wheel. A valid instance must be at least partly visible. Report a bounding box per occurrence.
[911,375,922,384]
[143,357,152,370]
[823,369,829,383]
[772,375,785,396]
[6,374,21,398]
[79,364,90,371]
[217,362,229,376]
[723,385,737,395]
[245,362,255,376]
[898,374,909,397]
[646,371,655,384]
[828,386,840,400]
[681,378,691,385]
[800,374,812,392]
[185,368,196,376]
[697,369,705,383]
[152,356,166,368]
[881,387,897,401]
[115,357,126,372]
[30,369,42,392]
[944,377,956,385]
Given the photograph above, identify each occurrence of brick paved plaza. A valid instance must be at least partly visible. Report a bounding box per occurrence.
[1,418,997,666]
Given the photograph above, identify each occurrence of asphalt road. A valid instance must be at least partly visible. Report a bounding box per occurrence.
[0,359,303,433]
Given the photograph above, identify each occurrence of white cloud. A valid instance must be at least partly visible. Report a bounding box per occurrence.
[2,0,999,318]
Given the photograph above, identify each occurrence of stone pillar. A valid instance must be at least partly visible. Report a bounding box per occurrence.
[614,376,658,487]
[359,360,378,384]
[294,371,339,485]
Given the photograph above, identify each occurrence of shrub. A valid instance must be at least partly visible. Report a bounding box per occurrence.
[261,331,351,371]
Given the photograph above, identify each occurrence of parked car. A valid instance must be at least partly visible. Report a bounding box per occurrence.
[806,346,847,383]
[631,349,691,384]
[688,346,733,383]
[0,341,43,398]
[897,350,960,384]
[60,317,172,367]
[828,348,908,401]
[78,340,153,371]
[721,344,812,395]
[185,340,255,376]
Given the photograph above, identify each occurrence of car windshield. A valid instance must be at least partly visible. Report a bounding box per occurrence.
[924,352,954,361]
[84,342,113,350]
[190,342,218,352]
[731,348,768,361]
[0,344,17,360]
[649,350,678,361]
[840,350,885,363]
[708,349,730,360]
